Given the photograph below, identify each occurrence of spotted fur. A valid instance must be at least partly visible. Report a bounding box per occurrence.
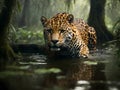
[41,13,97,58]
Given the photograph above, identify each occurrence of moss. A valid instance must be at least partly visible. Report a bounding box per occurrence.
[0,0,17,61]
[0,41,16,61]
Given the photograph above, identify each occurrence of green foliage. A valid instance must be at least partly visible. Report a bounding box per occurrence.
[83,61,98,65]
[9,26,44,44]
[105,0,120,31]
[0,66,61,78]
[34,68,61,74]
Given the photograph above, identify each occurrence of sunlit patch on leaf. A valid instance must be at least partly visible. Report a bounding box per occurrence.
[6,65,30,70]
[83,61,98,65]
[49,68,61,73]
[19,66,30,70]
[34,68,61,74]
[19,62,47,65]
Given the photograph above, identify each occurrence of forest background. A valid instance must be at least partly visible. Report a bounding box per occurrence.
[0,0,120,60]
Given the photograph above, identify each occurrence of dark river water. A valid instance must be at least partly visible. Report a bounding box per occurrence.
[0,48,120,90]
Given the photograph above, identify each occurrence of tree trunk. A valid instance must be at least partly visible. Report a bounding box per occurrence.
[0,0,16,60]
[19,0,30,27]
[88,0,113,44]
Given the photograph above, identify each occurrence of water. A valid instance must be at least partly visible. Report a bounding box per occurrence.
[0,49,120,90]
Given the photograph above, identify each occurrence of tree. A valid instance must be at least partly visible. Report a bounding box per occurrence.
[0,0,16,60]
[88,0,113,44]
[19,0,30,27]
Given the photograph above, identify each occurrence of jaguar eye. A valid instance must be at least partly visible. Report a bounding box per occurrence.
[60,29,65,33]
[46,29,52,33]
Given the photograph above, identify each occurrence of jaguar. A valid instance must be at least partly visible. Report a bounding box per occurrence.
[41,13,97,58]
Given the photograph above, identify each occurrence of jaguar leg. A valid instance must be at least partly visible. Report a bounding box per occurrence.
[79,44,89,58]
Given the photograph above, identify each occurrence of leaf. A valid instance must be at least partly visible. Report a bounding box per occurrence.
[49,68,61,73]
[83,61,98,65]
[34,68,61,74]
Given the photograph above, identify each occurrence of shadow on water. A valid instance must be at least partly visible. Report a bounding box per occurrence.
[0,49,120,90]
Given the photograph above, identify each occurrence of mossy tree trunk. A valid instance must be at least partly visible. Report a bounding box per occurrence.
[88,0,113,45]
[0,0,16,60]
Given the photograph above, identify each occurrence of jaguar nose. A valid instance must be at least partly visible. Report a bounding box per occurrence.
[51,40,58,44]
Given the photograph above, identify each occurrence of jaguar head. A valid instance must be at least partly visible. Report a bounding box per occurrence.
[41,13,74,51]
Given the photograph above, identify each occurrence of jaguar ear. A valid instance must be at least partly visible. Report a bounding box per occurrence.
[41,16,47,27]
[67,14,74,23]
